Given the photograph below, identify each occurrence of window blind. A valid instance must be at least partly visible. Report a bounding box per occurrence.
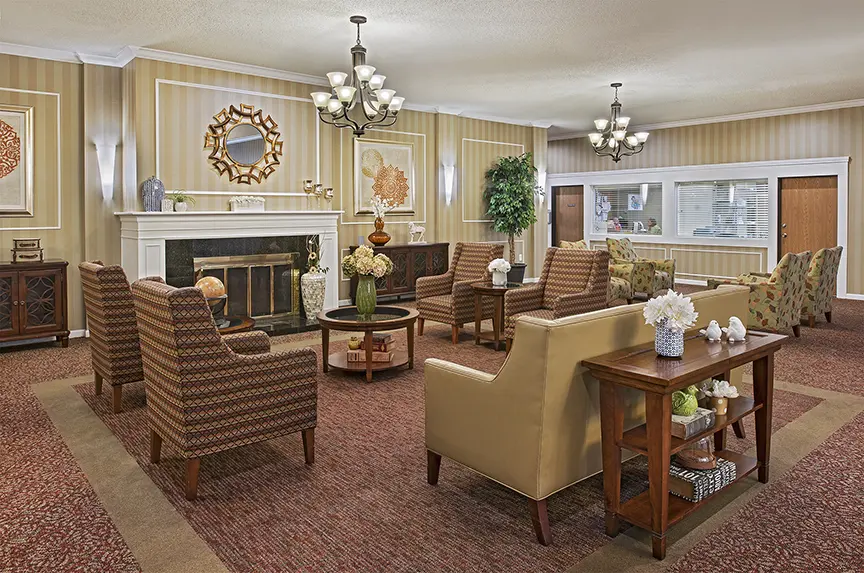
[676,179,769,240]
[592,183,663,234]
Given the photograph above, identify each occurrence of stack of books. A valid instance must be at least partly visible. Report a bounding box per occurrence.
[671,407,716,439]
[669,456,737,502]
[347,333,396,363]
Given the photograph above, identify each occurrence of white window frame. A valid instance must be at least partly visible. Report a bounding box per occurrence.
[675,178,770,241]
[546,156,850,297]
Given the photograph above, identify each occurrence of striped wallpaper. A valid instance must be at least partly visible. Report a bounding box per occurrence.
[550,108,864,294]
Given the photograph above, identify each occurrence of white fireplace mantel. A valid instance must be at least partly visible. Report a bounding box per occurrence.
[116,210,342,310]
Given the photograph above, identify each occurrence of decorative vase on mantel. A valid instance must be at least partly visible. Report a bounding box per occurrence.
[654,318,685,359]
[300,272,327,317]
[356,275,377,316]
[368,217,391,246]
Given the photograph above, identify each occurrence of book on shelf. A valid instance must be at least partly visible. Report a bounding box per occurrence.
[346,349,394,363]
[669,456,737,502]
[671,407,716,439]
[360,340,396,352]
[369,333,393,344]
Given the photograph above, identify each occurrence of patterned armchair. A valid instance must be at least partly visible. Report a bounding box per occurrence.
[503,248,609,350]
[606,237,675,297]
[707,251,811,337]
[802,246,843,327]
[79,261,147,413]
[416,242,504,344]
[559,240,633,305]
[131,279,318,500]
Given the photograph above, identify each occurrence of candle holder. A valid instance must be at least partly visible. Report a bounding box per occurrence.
[324,187,334,209]
[313,183,324,209]
[303,179,314,209]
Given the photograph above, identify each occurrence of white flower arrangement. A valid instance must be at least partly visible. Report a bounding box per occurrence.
[643,290,699,333]
[370,195,395,219]
[228,195,266,205]
[488,258,512,273]
[703,379,740,399]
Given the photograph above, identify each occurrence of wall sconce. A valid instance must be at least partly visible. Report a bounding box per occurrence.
[95,144,117,202]
[443,164,455,205]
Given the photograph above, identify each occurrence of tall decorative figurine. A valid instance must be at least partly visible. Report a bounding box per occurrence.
[141,176,165,212]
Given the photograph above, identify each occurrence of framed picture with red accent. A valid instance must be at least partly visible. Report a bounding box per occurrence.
[354,138,415,215]
[0,104,34,217]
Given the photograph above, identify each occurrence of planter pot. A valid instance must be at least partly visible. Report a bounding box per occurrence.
[711,396,729,415]
[492,270,507,286]
[655,319,684,358]
[174,202,189,212]
[368,217,391,246]
[356,275,377,316]
[506,262,527,284]
[300,272,327,317]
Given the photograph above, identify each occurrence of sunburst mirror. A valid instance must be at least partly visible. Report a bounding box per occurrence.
[203,104,283,184]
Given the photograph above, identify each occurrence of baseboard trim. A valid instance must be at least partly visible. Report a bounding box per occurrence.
[675,278,709,286]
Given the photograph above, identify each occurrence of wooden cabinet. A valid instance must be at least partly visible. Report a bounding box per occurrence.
[0,259,69,348]
[349,243,449,303]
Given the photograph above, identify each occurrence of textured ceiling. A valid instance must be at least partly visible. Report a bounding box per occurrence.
[2,0,864,135]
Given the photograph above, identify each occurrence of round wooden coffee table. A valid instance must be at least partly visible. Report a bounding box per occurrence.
[471,281,523,351]
[317,306,419,383]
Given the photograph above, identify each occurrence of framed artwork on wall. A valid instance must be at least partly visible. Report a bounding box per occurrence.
[0,104,34,217]
[628,193,644,211]
[354,139,415,215]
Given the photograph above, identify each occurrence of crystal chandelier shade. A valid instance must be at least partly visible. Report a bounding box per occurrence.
[588,83,649,162]
[310,16,404,138]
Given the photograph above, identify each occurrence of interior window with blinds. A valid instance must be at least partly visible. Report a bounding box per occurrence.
[677,179,769,240]
[592,183,663,235]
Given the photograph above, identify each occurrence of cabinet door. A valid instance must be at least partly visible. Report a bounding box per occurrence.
[389,249,411,294]
[413,251,430,286]
[18,269,64,336]
[0,272,19,336]
[431,246,449,275]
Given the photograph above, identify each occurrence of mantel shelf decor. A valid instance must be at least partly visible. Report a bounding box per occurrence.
[204,104,283,184]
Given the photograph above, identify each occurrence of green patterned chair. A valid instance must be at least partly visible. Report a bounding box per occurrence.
[707,251,811,337]
[605,237,675,298]
[560,240,632,304]
[801,246,843,327]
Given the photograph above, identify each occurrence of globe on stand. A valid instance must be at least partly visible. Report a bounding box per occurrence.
[196,276,229,328]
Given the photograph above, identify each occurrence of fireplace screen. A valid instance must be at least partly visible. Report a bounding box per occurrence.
[193,253,300,318]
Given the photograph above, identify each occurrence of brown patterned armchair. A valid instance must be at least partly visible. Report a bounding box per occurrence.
[416,242,504,344]
[79,261,147,413]
[131,279,318,500]
[503,248,610,351]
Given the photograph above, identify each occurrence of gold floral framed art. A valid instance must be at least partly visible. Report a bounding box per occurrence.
[354,139,415,215]
[0,104,34,217]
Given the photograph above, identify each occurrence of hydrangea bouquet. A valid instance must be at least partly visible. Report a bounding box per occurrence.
[643,291,698,358]
[341,245,393,279]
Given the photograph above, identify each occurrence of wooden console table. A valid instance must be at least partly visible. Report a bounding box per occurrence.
[582,331,785,560]
[0,259,69,348]
[349,243,449,303]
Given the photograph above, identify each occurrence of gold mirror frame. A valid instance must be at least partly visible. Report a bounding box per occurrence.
[204,104,283,185]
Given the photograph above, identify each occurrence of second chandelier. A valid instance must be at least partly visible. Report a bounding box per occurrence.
[588,83,649,162]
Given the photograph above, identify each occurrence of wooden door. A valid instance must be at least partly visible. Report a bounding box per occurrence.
[17,268,65,336]
[778,176,838,256]
[552,186,584,246]
[0,271,19,337]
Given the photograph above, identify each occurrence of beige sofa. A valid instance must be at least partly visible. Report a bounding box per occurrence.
[425,286,749,544]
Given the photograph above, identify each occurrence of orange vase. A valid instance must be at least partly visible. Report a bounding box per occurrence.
[368,217,391,246]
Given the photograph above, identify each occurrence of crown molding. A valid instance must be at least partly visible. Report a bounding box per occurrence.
[0,41,81,64]
[548,97,864,141]
[77,46,137,67]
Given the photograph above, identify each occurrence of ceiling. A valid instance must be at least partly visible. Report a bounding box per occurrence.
[2,0,864,136]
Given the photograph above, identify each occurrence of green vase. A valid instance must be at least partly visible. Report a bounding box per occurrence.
[356,275,377,317]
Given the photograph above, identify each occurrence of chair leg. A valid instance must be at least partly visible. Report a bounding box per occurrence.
[626,299,633,305]
[732,420,746,439]
[528,498,552,546]
[792,324,801,338]
[94,373,103,396]
[825,311,832,323]
[418,317,425,336]
[808,315,816,328]
[149,430,163,464]
[302,428,315,465]
[451,325,460,345]
[112,385,123,414]
[185,458,201,501]
[427,450,441,485]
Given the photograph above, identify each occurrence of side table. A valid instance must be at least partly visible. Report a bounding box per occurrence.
[471,282,522,351]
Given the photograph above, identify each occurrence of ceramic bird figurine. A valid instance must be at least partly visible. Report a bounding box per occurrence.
[722,316,747,342]
[699,320,723,342]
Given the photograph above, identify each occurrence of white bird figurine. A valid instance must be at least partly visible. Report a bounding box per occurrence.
[699,320,723,342]
[722,316,747,342]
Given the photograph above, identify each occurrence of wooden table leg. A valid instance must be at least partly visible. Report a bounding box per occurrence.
[645,391,672,560]
[493,296,503,351]
[599,381,623,537]
[753,353,774,483]
[364,330,373,383]
[321,326,330,373]
[714,427,727,452]
[407,322,415,369]
[474,292,482,345]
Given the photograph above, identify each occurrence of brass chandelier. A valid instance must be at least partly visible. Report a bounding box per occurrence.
[310,16,404,138]
[588,83,649,162]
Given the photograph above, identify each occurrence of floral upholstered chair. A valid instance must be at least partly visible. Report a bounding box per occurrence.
[606,237,675,298]
[801,246,843,327]
[503,248,609,351]
[131,279,318,500]
[416,242,504,344]
[79,261,147,413]
[707,251,811,337]
[560,240,633,305]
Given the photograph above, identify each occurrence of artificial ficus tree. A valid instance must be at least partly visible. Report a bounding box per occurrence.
[484,152,542,262]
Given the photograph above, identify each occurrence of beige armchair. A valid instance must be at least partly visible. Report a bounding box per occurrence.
[425,287,749,544]
[416,242,504,344]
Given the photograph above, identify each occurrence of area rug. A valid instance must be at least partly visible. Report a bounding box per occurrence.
[74,322,822,573]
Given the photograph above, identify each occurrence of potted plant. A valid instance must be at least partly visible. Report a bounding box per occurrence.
[643,291,699,358]
[167,191,196,212]
[300,236,329,317]
[484,152,542,283]
[341,245,393,316]
[703,379,740,415]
